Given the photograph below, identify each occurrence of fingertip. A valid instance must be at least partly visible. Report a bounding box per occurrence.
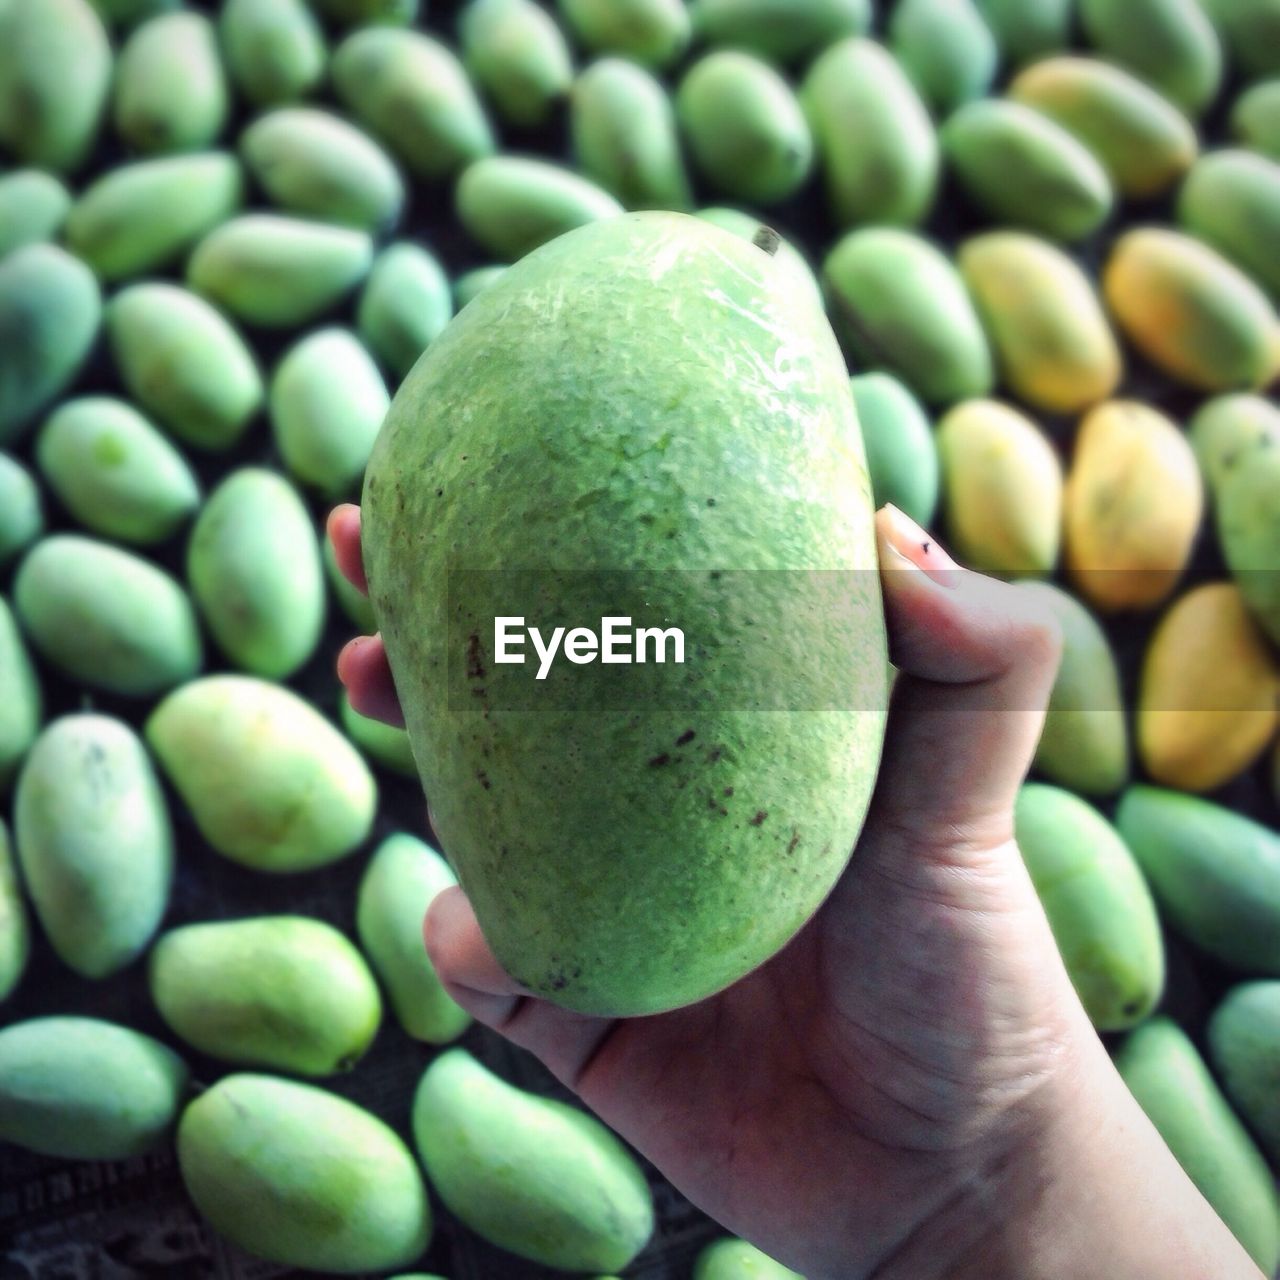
[424,886,533,1024]
[327,503,368,596]
[337,634,406,727]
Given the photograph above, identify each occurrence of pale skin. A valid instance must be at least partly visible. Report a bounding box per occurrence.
[330,500,1262,1280]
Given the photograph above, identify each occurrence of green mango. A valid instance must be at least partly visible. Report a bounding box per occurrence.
[187,468,326,678]
[88,0,180,25]
[107,283,263,450]
[461,0,574,128]
[1190,392,1280,492]
[849,374,938,527]
[0,598,41,790]
[0,243,102,445]
[572,57,693,212]
[324,535,376,632]
[1202,0,1280,81]
[309,0,420,24]
[1215,440,1280,644]
[941,99,1114,243]
[362,212,889,1015]
[1015,784,1163,1029]
[146,675,376,872]
[240,108,404,233]
[0,819,29,1001]
[1014,581,1128,796]
[1233,77,1280,158]
[66,152,244,282]
[1209,981,1280,1162]
[14,714,173,977]
[270,329,390,495]
[695,208,822,311]
[150,916,381,1075]
[187,214,373,329]
[695,1238,804,1279]
[14,536,202,697]
[690,0,870,64]
[974,0,1072,64]
[558,0,690,68]
[1115,1017,1280,1274]
[36,396,200,545]
[341,693,417,776]
[412,1049,653,1270]
[676,52,813,207]
[332,28,494,180]
[355,833,471,1041]
[1117,785,1280,973]
[0,0,110,173]
[823,228,993,406]
[0,1017,187,1159]
[114,12,230,154]
[0,170,72,258]
[178,1073,431,1272]
[455,156,624,261]
[453,264,509,309]
[219,0,326,107]
[357,243,453,379]
[888,0,998,115]
[1009,56,1197,198]
[0,452,44,566]
[802,38,938,229]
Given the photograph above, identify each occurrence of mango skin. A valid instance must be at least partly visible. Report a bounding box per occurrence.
[1203,0,1280,81]
[412,1049,653,1270]
[696,208,822,313]
[146,675,376,873]
[1215,433,1280,644]
[888,0,998,115]
[0,598,41,790]
[559,0,690,68]
[0,1017,187,1159]
[1190,392,1280,492]
[14,536,202,697]
[1063,400,1203,613]
[362,212,889,1016]
[187,468,326,679]
[219,0,326,108]
[358,244,453,379]
[14,714,173,978]
[178,1073,432,1273]
[1209,982,1280,1164]
[461,0,574,128]
[690,0,869,65]
[695,1239,804,1280]
[1233,77,1280,159]
[1117,785,1280,974]
[0,453,44,567]
[849,373,938,527]
[0,170,73,259]
[975,0,1071,65]
[150,916,382,1075]
[1103,227,1278,391]
[341,693,418,777]
[0,819,29,1002]
[1115,1017,1280,1275]
[355,833,471,1042]
[823,228,993,407]
[959,232,1122,414]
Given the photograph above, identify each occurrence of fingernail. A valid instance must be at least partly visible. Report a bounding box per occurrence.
[878,504,961,589]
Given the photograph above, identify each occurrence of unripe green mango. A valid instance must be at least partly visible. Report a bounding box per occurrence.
[324,536,376,632]
[364,213,889,1016]
[559,0,690,68]
[1233,77,1280,158]
[677,52,813,206]
[0,0,110,174]
[849,373,938,527]
[1190,392,1280,492]
[696,208,822,312]
[0,598,41,790]
[572,58,692,212]
[36,397,200,545]
[107,283,263,450]
[270,329,390,495]
[1178,149,1280,299]
[357,244,452,379]
[1115,1017,1280,1274]
[0,453,43,566]
[1009,57,1198,198]
[960,231,1123,414]
[0,243,102,445]
[0,1017,187,1159]
[1015,784,1163,1030]
[147,675,376,872]
[454,266,509,311]
[310,0,420,24]
[14,714,173,977]
[1104,228,1277,391]
[975,0,1071,64]
[1203,0,1280,81]
[0,819,29,1001]
[1013,582,1128,796]
[461,0,574,128]
[455,156,624,261]
[941,100,1114,243]
[889,0,998,115]
[89,0,180,26]
[937,399,1062,577]
[332,29,494,180]
[1215,452,1280,645]
[219,0,327,108]
[690,0,870,64]
[188,214,374,329]
[65,153,244,282]
[0,171,72,258]
[356,833,471,1041]
[114,12,230,154]
[188,468,325,678]
[341,693,417,776]
[823,228,993,406]
[695,1238,804,1279]
[801,38,938,229]
[151,916,381,1075]
[1209,982,1280,1163]
[412,1049,653,1269]
[14,536,202,696]
[241,108,404,233]
[178,1073,431,1272]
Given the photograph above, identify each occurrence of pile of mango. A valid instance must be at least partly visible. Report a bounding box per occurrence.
[0,0,1278,1275]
